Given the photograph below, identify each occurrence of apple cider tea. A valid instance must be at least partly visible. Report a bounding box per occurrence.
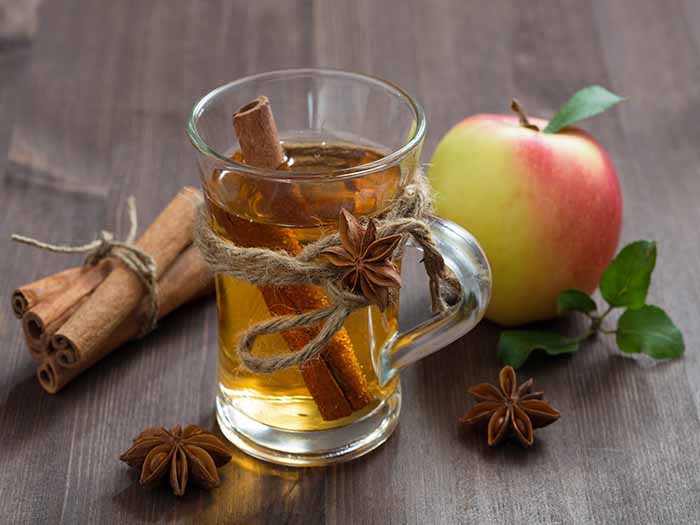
[204,142,403,431]
[190,71,491,465]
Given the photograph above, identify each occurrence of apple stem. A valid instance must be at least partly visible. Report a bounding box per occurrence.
[511,99,540,131]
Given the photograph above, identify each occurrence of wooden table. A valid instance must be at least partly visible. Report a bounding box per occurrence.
[1,1,699,523]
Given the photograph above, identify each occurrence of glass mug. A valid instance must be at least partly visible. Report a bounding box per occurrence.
[187,69,491,466]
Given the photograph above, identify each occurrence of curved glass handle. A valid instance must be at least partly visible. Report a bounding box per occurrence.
[378,217,492,386]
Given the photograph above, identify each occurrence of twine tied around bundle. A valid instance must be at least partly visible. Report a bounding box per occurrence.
[11,197,159,335]
[194,169,462,374]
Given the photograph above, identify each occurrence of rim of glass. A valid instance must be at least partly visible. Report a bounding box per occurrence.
[186,68,426,182]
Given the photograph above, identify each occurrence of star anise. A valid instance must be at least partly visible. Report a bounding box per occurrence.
[119,425,233,496]
[460,366,560,447]
[321,208,402,310]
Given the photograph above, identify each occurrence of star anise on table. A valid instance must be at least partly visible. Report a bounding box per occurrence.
[460,366,560,447]
[119,425,233,496]
[321,208,402,311]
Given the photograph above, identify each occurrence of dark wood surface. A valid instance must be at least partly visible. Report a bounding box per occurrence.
[1,1,699,523]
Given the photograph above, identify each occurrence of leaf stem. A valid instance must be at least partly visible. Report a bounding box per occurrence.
[599,305,614,321]
[580,303,616,341]
[588,304,614,332]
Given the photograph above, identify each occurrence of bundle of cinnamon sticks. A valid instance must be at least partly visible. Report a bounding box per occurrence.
[11,187,215,393]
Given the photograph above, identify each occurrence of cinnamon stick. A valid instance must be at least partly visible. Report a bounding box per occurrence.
[25,296,87,362]
[232,96,286,169]
[12,266,83,318]
[22,260,112,361]
[52,187,200,368]
[220,97,372,420]
[37,244,214,394]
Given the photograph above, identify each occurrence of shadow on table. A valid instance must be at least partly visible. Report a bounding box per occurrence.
[112,470,215,523]
[0,369,51,454]
[411,312,670,462]
[112,437,324,524]
[0,296,212,453]
[111,404,323,523]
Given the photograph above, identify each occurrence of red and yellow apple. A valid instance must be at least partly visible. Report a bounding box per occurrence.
[428,114,622,326]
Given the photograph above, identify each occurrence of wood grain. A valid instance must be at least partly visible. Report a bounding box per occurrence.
[1,0,699,523]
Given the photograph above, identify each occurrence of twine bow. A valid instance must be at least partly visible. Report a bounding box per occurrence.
[194,169,462,374]
[11,197,159,335]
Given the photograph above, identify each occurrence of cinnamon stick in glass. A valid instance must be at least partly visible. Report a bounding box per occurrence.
[37,244,214,393]
[215,96,372,420]
[52,187,201,368]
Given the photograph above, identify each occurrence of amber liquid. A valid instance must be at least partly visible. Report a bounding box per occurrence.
[206,142,402,431]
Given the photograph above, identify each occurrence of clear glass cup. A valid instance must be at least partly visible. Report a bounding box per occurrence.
[187,69,491,466]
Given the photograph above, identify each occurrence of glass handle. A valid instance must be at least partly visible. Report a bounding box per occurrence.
[378,218,492,386]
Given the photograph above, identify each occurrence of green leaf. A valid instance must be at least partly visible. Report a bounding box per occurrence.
[498,331,580,369]
[600,241,657,308]
[616,305,685,359]
[557,289,597,315]
[542,86,625,133]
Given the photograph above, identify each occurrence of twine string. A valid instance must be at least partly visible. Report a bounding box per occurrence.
[194,168,462,373]
[11,197,159,335]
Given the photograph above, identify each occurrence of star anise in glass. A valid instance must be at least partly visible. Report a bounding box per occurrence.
[119,425,233,496]
[460,366,560,447]
[321,208,402,311]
